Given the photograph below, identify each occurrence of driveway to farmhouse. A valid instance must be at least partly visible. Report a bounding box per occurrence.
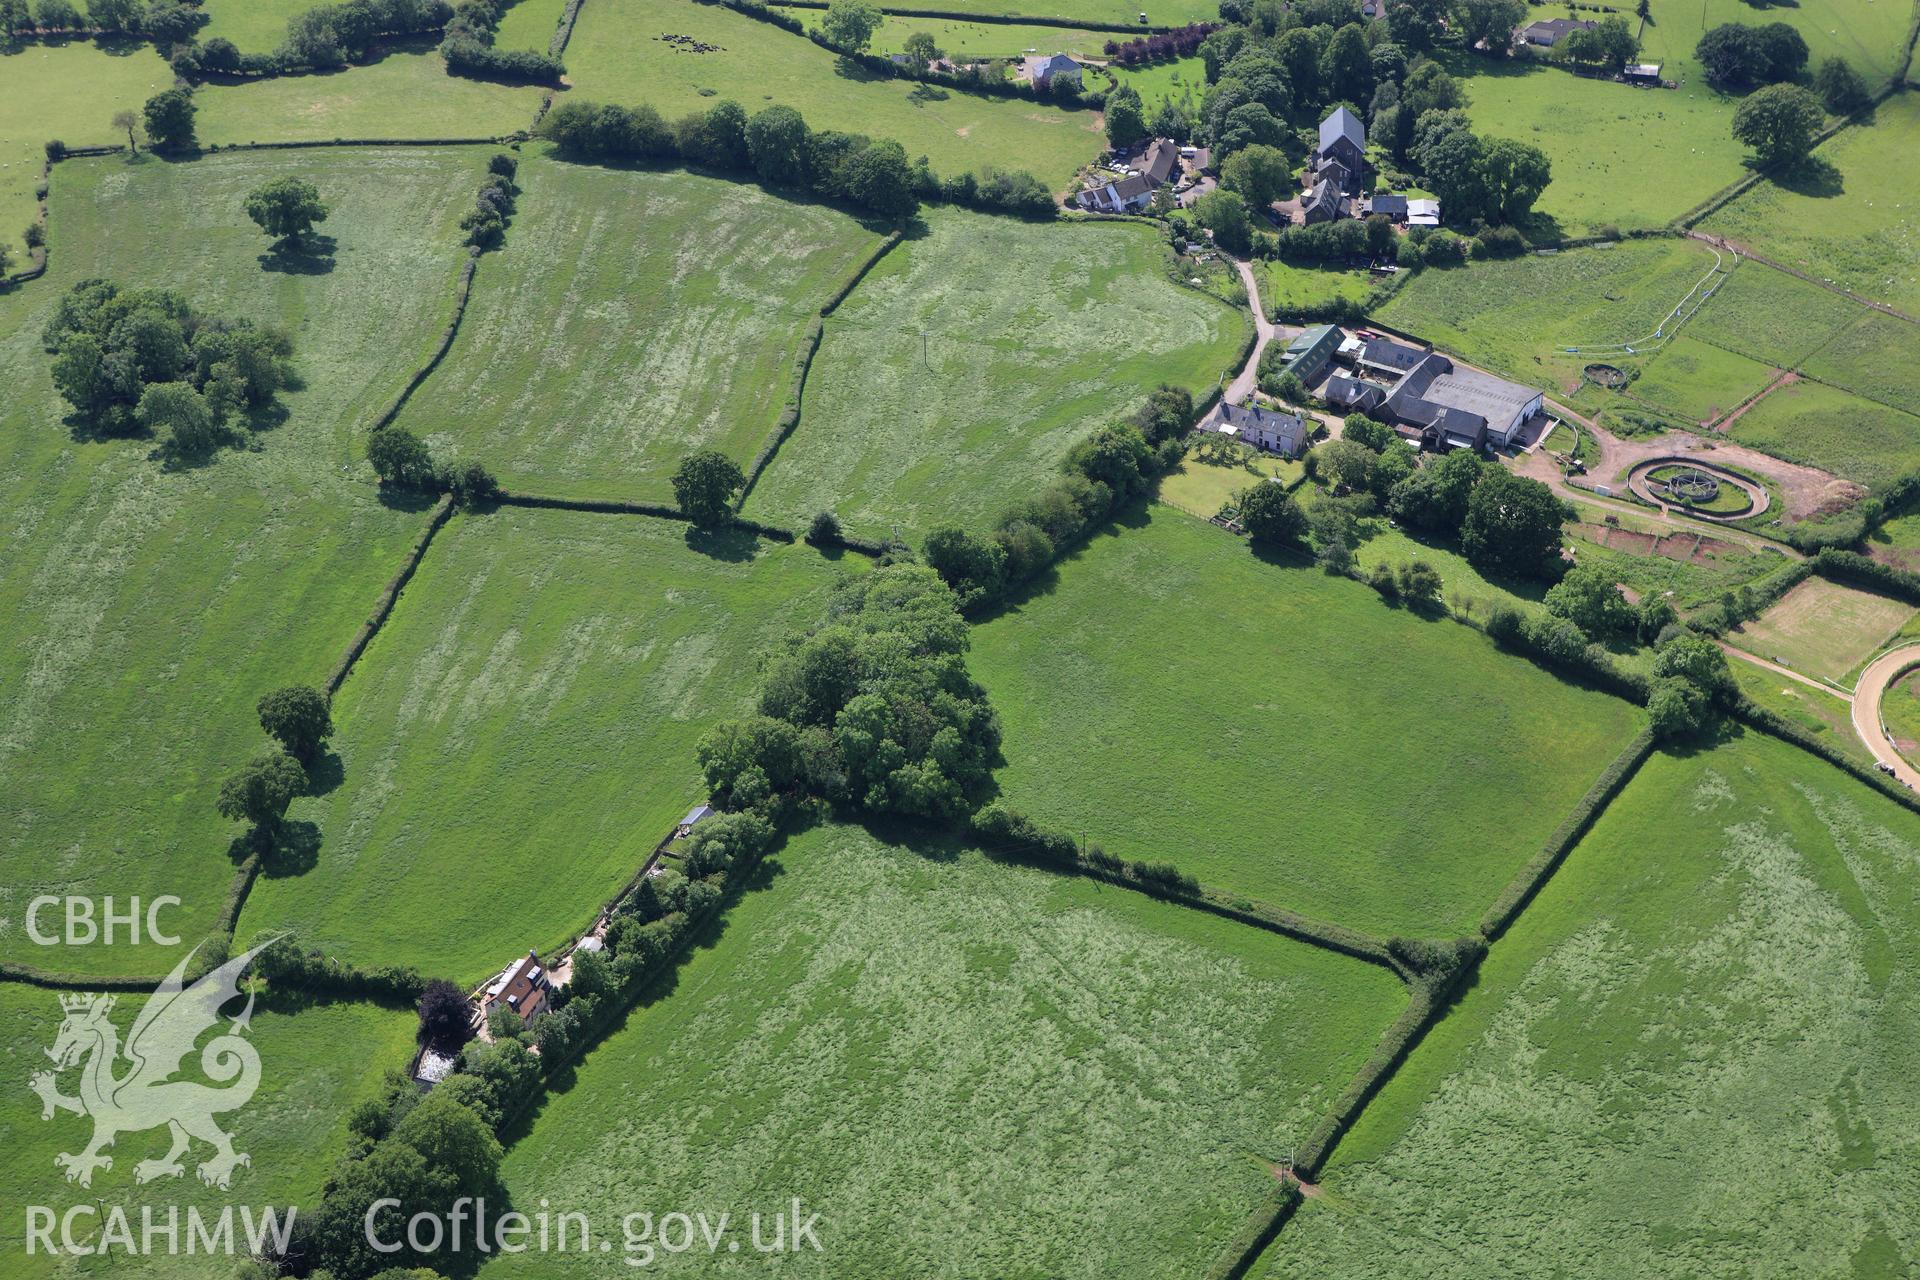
[1226,258,1281,406]
[1851,645,1920,790]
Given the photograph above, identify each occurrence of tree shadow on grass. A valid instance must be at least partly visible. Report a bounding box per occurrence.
[685,523,760,562]
[259,819,322,879]
[306,749,345,798]
[376,483,443,514]
[259,234,337,275]
[1767,156,1844,200]
[832,52,890,83]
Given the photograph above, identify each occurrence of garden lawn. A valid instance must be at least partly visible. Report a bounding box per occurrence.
[1256,732,1920,1279]
[239,509,862,982]
[0,148,483,980]
[0,40,174,262]
[1109,53,1208,112]
[1725,378,1920,494]
[744,207,1247,540]
[1683,260,1866,368]
[1376,237,1721,400]
[1701,93,1920,316]
[1445,55,1746,236]
[1155,454,1301,519]
[852,13,1121,60]
[1256,259,1378,319]
[562,0,1105,187]
[0,983,414,1279]
[195,49,545,145]
[1623,334,1775,425]
[1730,576,1913,683]
[969,507,1644,938]
[195,0,311,50]
[400,155,883,504]
[482,822,1409,1279]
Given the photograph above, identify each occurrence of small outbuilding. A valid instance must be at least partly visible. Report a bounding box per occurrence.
[1025,52,1082,87]
[1407,197,1440,227]
[676,803,715,838]
[1364,192,1408,221]
[1281,324,1344,384]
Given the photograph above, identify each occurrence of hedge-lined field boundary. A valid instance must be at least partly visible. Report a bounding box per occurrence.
[369,253,481,432]
[1735,700,1920,819]
[495,490,798,541]
[1478,729,1656,940]
[325,493,458,696]
[1202,1184,1304,1280]
[737,228,905,507]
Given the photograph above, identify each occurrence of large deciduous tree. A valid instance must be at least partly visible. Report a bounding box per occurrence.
[1732,83,1825,167]
[142,88,196,152]
[216,751,306,848]
[258,685,333,762]
[244,176,329,247]
[671,449,746,527]
[820,0,882,52]
[1460,470,1569,578]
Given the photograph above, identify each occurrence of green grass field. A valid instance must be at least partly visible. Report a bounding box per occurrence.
[1257,259,1379,318]
[1445,55,1746,236]
[239,509,862,981]
[562,0,1106,187]
[1683,260,1867,367]
[1881,668,1920,765]
[853,13,1120,60]
[797,0,1219,25]
[1624,333,1775,424]
[743,207,1248,540]
[0,40,175,261]
[482,821,1408,1278]
[0,148,484,979]
[1376,237,1721,400]
[1702,93,1920,316]
[1801,308,1920,421]
[1867,511,1920,571]
[1636,0,1912,90]
[1730,575,1913,683]
[496,0,572,50]
[1726,378,1920,494]
[195,49,545,145]
[1729,658,1873,766]
[195,0,311,50]
[0,984,414,1278]
[969,507,1644,938]
[1256,731,1920,1279]
[399,154,882,504]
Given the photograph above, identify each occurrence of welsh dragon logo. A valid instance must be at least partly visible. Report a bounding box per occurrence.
[30,940,276,1190]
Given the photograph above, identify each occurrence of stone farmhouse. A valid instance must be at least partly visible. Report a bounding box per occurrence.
[1216,402,1312,458]
[1076,137,1179,213]
[1515,16,1595,47]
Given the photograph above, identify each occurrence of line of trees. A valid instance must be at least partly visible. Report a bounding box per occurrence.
[1103,21,1218,65]
[1696,20,1807,91]
[166,0,454,78]
[538,95,1057,221]
[913,385,1198,612]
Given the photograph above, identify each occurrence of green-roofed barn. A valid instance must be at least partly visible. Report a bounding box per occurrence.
[1281,323,1343,384]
